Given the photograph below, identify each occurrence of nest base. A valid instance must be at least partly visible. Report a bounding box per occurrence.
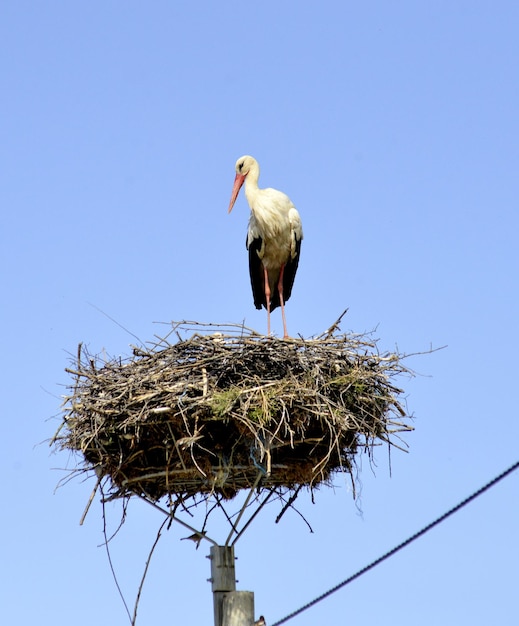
[54,321,413,504]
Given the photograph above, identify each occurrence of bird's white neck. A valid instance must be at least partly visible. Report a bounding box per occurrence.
[243,161,261,204]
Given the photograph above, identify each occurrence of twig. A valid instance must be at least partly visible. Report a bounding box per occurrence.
[275,487,314,533]
[87,302,144,345]
[275,486,303,524]
[100,483,132,624]
[131,517,168,626]
[79,474,102,525]
[319,308,349,339]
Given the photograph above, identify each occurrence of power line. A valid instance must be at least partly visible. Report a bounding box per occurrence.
[270,459,519,626]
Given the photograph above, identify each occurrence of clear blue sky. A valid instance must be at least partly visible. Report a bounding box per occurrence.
[2,2,518,624]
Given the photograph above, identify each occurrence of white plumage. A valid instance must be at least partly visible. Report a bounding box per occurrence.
[228,155,303,338]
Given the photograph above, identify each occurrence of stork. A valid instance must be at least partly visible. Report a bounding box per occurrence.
[228,155,303,339]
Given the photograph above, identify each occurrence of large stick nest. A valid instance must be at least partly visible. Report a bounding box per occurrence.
[54,321,413,504]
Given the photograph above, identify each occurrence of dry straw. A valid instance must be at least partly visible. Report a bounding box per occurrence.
[53,318,414,507]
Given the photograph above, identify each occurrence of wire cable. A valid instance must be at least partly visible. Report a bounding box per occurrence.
[270,459,519,626]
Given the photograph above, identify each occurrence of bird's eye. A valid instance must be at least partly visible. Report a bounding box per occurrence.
[239,162,244,172]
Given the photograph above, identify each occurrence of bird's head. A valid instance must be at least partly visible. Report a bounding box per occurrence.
[228,155,258,213]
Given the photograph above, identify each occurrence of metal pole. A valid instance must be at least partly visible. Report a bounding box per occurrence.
[209,545,236,626]
[208,545,255,626]
[222,591,254,626]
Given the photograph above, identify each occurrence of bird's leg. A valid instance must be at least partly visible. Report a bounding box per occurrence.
[263,265,271,336]
[277,264,289,339]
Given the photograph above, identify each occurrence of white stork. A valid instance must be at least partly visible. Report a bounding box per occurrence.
[228,155,303,338]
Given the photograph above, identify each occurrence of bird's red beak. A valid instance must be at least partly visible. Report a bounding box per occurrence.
[228,173,246,213]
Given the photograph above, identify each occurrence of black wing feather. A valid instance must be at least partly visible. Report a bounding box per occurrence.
[281,236,302,303]
[269,237,302,312]
[247,235,265,310]
[247,234,302,312]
